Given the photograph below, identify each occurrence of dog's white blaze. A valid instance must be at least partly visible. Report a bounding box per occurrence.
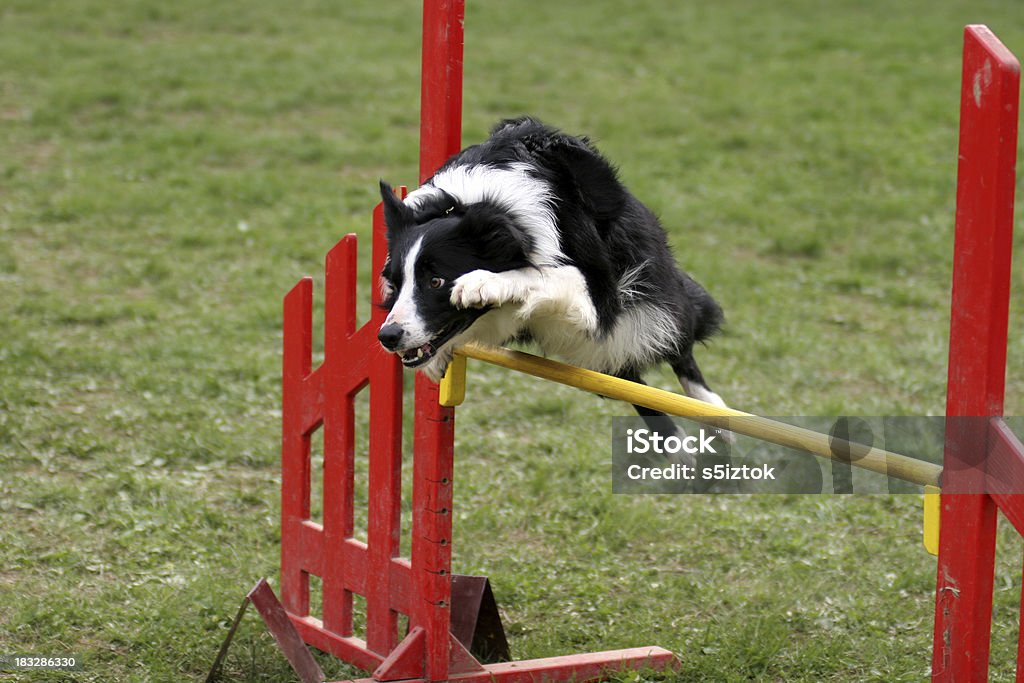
[383,236,431,345]
[405,163,563,266]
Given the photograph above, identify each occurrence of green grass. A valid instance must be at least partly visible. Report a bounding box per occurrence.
[2,0,1024,680]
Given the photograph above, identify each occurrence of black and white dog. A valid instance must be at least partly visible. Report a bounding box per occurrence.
[377,117,728,419]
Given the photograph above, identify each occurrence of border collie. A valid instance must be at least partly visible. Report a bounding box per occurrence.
[377,117,728,420]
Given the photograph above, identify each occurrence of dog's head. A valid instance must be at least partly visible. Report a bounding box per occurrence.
[377,180,532,370]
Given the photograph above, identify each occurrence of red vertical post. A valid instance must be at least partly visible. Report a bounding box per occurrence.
[932,25,1020,682]
[419,0,465,184]
[365,206,405,655]
[282,277,315,618]
[323,236,360,639]
[412,1,465,680]
[410,381,456,681]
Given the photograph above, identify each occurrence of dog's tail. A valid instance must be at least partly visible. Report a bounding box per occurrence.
[682,273,724,344]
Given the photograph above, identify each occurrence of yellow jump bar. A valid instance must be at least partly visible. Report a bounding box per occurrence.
[440,343,943,489]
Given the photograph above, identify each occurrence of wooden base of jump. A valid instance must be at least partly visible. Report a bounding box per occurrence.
[342,648,679,683]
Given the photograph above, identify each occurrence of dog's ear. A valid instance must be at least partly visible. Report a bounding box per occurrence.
[412,189,461,223]
[379,180,414,234]
[457,204,533,263]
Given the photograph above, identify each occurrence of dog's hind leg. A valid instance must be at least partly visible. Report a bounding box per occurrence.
[670,350,728,409]
[670,351,734,446]
[615,369,697,466]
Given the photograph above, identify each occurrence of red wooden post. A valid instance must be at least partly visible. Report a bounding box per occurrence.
[932,25,1020,682]
[322,237,358,640]
[412,1,465,681]
[419,0,465,185]
[364,205,406,657]
[282,276,315,620]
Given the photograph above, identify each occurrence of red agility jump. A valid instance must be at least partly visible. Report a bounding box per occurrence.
[281,3,677,681]
[275,7,1023,682]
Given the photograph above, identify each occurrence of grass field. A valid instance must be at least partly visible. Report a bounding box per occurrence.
[2,1,1024,681]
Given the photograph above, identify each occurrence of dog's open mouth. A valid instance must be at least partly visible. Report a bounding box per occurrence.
[399,343,437,367]
[394,320,470,368]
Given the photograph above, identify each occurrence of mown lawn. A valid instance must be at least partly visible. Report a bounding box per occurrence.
[2,1,1023,681]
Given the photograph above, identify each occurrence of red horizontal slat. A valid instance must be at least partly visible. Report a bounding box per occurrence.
[289,615,385,673]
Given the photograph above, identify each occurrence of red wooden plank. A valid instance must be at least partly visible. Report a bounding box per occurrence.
[338,646,679,683]
[283,277,315,616]
[326,236,359,340]
[415,2,465,677]
[366,206,405,655]
[387,557,413,615]
[283,278,314,382]
[944,27,1020,417]
[447,632,485,674]
[298,365,325,434]
[933,25,1020,683]
[290,615,385,674]
[374,627,425,681]
[418,0,465,185]
[411,375,457,681]
[249,579,326,683]
[457,647,678,682]
[323,236,360,638]
[282,540,417,649]
[295,520,324,577]
[319,537,409,605]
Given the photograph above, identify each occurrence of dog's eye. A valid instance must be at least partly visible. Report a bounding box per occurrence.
[429,276,445,289]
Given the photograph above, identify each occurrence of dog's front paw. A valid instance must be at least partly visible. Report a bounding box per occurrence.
[451,270,507,309]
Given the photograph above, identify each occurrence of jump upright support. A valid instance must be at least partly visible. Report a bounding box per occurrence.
[931,25,1023,683]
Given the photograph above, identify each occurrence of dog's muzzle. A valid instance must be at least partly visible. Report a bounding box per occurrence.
[377,323,404,351]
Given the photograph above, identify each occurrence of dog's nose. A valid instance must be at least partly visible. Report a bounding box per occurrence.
[378,323,404,351]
